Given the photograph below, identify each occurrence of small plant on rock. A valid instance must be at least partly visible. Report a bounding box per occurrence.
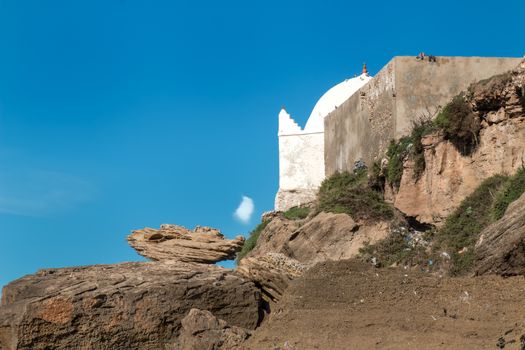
[236,220,270,263]
[435,95,480,155]
[283,206,311,220]
[317,170,394,222]
[491,167,525,220]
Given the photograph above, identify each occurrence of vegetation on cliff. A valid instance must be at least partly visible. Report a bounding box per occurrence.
[435,175,509,275]
[434,95,480,156]
[492,168,525,220]
[317,169,394,222]
[283,206,311,220]
[385,118,437,187]
[236,220,270,262]
[437,168,525,274]
[361,168,525,275]
[385,92,486,188]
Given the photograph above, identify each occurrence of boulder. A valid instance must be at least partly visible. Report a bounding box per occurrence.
[475,193,525,276]
[0,261,261,350]
[127,224,245,264]
[175,309,251,350]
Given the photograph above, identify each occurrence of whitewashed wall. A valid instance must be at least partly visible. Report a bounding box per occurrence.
[275,109,325,211]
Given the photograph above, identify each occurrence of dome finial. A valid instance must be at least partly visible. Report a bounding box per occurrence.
[362,62,368,75]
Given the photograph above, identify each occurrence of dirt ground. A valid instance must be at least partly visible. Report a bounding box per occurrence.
[245,260,525,350]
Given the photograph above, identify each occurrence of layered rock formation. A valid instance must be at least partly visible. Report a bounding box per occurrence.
[0,222,261,350]
[395,59,525,225]
[127,224,245,263]
[236,253,306,302]
[474,192,525,276]
[0,262,260,350]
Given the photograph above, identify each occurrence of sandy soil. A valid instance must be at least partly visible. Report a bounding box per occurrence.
[246,260,525,350]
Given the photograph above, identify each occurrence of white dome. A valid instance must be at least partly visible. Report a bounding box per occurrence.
[304,73,372,132]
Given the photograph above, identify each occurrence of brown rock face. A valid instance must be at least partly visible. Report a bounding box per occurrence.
[127,224,245,264]
[474,193,525,276]
[250,212,389,264]
[175,308,251,350]
[0,262,261,350]
[395,59,525,225]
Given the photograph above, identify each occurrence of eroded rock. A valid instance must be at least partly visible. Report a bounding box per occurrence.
[0,261,261,350]
[175,308,251,350]
[395,59,525,225]
[475,193,525,276]
[249,212,389,265]
[127,224,245,264]
[236,253,306,302]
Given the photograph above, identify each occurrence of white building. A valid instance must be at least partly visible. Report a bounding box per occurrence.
[275,66,372,211]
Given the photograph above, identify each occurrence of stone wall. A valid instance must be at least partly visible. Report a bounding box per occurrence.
[324,56,523,176]
[324,60,396,175]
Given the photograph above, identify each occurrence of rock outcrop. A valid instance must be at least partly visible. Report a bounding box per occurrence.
[127,224,245,264]
[0,262,260,350]
[175,308,251,350]
[235,212,389,302]
[474,193,525,276]
[395,59,525,225]
[249,212,389,264]
[236,253,306,302]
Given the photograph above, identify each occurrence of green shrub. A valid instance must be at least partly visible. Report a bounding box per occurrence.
[236,220,270,263]
[368,160,385,192]
[386,137,411,188]
[385,118,437,187]
[471,72,512,113]
[359,167,525,275]
[283,206,310,220]
[359,230,429,268]
[492,168,525,220]
[317,170,394,222]
[435,174,509,275]
[410,118,438,179]
[435,95,480,155]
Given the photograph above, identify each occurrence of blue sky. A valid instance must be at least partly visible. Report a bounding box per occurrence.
[0,0,523,288]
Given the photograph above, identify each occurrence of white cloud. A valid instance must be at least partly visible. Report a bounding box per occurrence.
[233,196,254,224]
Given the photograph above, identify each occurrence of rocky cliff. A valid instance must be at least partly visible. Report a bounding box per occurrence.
[394,59,525,225]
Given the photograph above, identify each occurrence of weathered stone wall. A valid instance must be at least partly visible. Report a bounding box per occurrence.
[325,56,523,176]
[324,60,396,174]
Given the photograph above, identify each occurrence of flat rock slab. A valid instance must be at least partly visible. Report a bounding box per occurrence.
[0,261,260,350]
[127,224,245,264]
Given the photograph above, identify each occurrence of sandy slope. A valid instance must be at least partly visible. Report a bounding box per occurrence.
[246,260,525,350]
